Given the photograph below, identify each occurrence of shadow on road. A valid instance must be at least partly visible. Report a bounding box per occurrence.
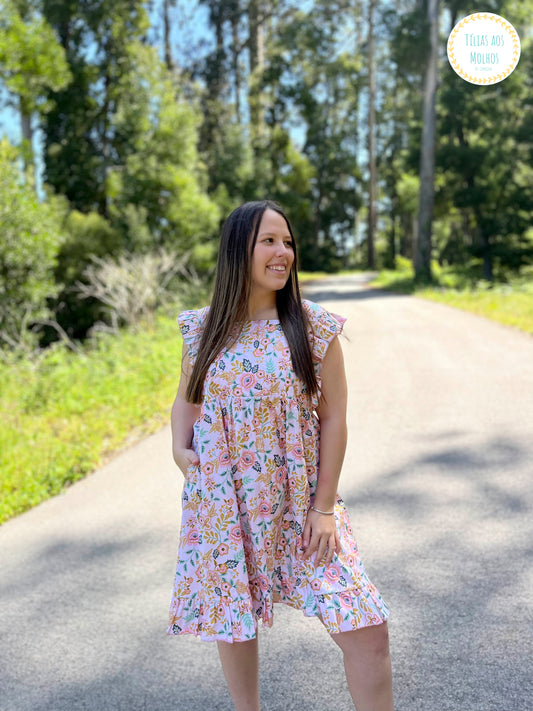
[304,286,400,303]
[303,276,402,304]
[341,429,533,710]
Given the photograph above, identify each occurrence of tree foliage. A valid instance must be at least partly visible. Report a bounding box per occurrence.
[0,0,532,353]
[0,139,66,352]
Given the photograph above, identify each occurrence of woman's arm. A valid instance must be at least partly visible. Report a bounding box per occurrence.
[171,344,201,475]
[302,334,347,565]
[313,334,348,509]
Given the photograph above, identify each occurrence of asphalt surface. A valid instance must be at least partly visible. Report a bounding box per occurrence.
[1,274,532,711]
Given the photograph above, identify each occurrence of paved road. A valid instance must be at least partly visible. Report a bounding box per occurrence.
[1,275,532,711]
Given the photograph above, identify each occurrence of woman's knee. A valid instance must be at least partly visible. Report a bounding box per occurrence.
[331,621,390,658]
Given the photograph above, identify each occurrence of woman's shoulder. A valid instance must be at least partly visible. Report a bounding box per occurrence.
[301,299,346,365]
[177,305,210,341]
[301,299,346,334]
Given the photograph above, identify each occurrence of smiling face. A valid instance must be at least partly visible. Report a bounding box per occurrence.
[249,208,295,300]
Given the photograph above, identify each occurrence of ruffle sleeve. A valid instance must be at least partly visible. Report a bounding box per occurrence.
[177,306,209,367]
[302,299,346,398]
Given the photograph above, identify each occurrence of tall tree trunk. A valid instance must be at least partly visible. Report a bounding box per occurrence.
[248,0,266,153]
[367,0,377,269]
[415,0,439,281]
[231,7,241,123]
[163,0,174,72]
[101,50,111,219]
[19,97,34,173]
[474,206,493,281]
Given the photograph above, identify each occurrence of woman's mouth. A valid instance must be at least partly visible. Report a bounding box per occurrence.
[267,265,286,272]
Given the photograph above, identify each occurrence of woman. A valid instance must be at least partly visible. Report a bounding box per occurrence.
[169,200,393,711]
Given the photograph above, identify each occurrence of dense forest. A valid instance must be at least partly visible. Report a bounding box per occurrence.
[1,0,532,354]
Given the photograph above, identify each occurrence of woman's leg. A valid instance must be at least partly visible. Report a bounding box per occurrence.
[330,622,393,711]
[217,636,261,711]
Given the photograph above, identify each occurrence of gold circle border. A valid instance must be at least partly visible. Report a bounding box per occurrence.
[447,12,521,85]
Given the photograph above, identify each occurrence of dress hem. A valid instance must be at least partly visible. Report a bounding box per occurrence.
[167,583,390,643]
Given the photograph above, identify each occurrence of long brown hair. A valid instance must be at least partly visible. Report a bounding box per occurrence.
[186,200,318,403]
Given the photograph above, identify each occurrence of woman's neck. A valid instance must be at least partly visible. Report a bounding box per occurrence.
[247,292,277,320]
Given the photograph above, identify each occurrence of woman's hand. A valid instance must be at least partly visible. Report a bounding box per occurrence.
[302,508,341,567]
[173,447,200,477]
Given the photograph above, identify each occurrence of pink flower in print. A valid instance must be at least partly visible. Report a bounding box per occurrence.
[281,579,294,595]
[218,542,229,556]
[339,592,354,610]
[324,564,342,584]
[219,451,230,466]
[263,534,273,552]
[233,386,243,397]
[258,501,271,517]
[204,461,214,475]
[229,525,243,543]
[218,563,228,574]
[257,369,265,379]
[257,574,269,591]
[310,578,322,591]
[306,465,315,477]
[240,373,255,389]
[275,467,286,484]
[186,529,200,545]
[221,581,231,594]
[240,451,256,468]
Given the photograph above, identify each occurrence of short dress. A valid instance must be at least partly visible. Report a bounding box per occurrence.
[167,299,390,642]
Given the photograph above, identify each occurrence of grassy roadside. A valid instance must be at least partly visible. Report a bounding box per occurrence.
[370,263,533,336]
[0,311,183,525]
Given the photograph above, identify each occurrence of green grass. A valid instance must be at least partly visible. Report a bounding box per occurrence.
[370,261,533,335]
[0,311,183,524]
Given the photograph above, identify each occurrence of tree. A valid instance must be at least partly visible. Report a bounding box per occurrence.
[0,139,66,353]
[367,0,377,269]
[0,0,71,175]
[415,0,439,282]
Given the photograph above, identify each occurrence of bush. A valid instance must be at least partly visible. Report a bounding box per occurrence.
[75,249,203,333]
[0,139,66,355]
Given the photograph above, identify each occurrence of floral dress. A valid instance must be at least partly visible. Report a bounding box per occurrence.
[167,299,390,642]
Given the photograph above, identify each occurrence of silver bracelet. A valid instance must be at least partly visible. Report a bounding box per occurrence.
[310,505,335,516]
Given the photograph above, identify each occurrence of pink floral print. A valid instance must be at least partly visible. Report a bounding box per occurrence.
[167,300,390,642]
